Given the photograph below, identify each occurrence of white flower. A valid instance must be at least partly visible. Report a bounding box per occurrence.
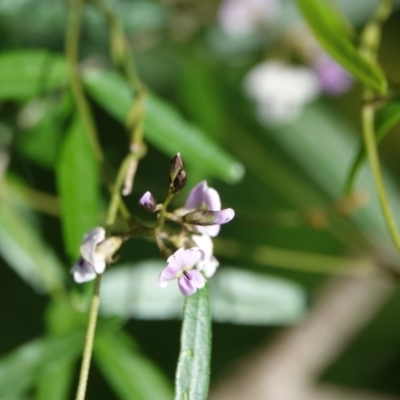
[192,234,220,278]
[218,0,280,37]
[70,227,107,283]
[244,60,320,125]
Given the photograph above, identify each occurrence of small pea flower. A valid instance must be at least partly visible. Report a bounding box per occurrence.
[139,191,157,212]
[70,227,106,283]
[159,247,206,296]
[70,227,124,283]
[185,181,234,237]
[192,234,220,278]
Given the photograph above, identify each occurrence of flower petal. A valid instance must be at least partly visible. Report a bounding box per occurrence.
[185,181,207,209]
[192,234,214,258]
[203,187,221,211]
[197,224,221,237]
[213,208,235,224]
[159,264,181,287]
[178,270,206,296]
[70,258,97,283]
[80,226,106,266]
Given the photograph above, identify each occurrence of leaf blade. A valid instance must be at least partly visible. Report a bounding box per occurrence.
[83,69,244,184]
[296,0,387,93]
[57,114,101,259]
[0,50,67,100]
[94,331,173,400]
[175,285,211,400]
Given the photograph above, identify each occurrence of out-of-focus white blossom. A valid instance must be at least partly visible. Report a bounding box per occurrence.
[244,61,320,125]
[218,0,280,37]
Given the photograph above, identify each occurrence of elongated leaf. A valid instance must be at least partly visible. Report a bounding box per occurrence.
[296,0,387,93]
[100,262,306,325]
[0,50,67,100]
[94,331,173,400]
[83,69,244,183]
[34,361,75,400]
[0,198,64,292]
[35,299,83,400]
[0,331,83,396]
[57,114,101,259]
[345,101,400,194]
[175,285,211,400]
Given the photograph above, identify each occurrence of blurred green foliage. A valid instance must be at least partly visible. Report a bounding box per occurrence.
[1,0,400,399]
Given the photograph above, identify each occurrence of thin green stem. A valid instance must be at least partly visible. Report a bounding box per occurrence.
[65,0,104,163]
[75,275,102,400]
[359,0,400,253]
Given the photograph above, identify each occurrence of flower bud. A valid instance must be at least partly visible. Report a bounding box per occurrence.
[169,153,184,184]
[171,169,187,194]
[139,191,157,212]
[183,208,235,226]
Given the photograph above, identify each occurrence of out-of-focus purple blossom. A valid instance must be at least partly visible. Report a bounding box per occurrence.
[192,234,220,278]
[313,54,353,95]
[244,60,320,125]
[159,247,206,296]
[139,191,157,212]
[70,227,106,283]
[218,0,280,37]
[185,181,225,237]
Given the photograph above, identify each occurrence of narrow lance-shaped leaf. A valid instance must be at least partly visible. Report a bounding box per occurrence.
[296,0,387,93]
[83,69,244,184]
[344,100,400,194]
[0,50,67,100]
[35,299,83,400]
[0,331,84,397]
[94,330,173,400]
[0,197,65,293]
[175,285,211,400]
[57,114,101,259]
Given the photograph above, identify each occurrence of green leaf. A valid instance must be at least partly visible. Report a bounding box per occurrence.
[0,198,64,293]
[83,69,244,183]
[344,101,400,194]
[175,284,211,400]
[17,93,73,169]
[94,331,173,400]
[296,0,387,93]
[100,262,306,325]
[35,299,83,400]
[0,331,83,396]
[57,114,101,259]
[0,50,67,100]
[34,362,75,400]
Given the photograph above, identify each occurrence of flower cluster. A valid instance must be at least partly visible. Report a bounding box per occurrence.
[71,154,235,297]
[158,181,234,295]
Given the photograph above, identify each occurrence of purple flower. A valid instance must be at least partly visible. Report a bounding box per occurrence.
[159,247,206,296]
[185,181,233,237]
[313,55,353,95]
[139,191,157,211]
[70,227,106,283]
